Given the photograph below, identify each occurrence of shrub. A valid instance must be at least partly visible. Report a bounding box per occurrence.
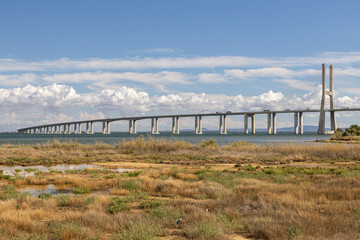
[139,200,161,209]
[116,221,160,240]
[343,124,360,136]
[121,179,139,191]
[56,194,70,207]
[38,193,52,199]
[72,186,91,194]
[107,197,130,214]
[199,139,219,148]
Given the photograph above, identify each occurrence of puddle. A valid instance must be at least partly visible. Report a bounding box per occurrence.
[0,164,134,177]
[18,184,72,196]
[18,184,110,197]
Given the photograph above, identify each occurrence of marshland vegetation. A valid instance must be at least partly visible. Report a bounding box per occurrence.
[0,138,359,239]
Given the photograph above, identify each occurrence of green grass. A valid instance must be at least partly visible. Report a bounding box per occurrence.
[72,186,91,194]
[139,200,161,209]
[107,197,130,214]
[0,185,29,201]
[121,179,139,191]
[115,221,160,240]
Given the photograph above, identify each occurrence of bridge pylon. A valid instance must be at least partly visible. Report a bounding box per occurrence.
[318,64,337,134]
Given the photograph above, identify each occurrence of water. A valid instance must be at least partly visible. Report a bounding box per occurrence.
[0,164,133,177]
[0,132,331,146]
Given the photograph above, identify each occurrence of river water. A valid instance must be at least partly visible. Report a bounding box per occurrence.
[0,131,331,146]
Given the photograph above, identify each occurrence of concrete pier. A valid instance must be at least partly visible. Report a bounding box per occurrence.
[133,120,136,134]
[329,65,337,132]
[299,112,304,134]
[318,64,326,134]
[272,113,277,134]
[172,117,175,134]
[176,117,180,134]
[151,118,159,134]
[251,115,255,134]
[86,123,89,134]
[151,118,155,134]
[195,116,198,134]
[78,123,82,134]
[90,122,94,134]
[219,115,223,134]
[106,122,110,134]
[67,124,71,134]
[74,124,78,134]
[199,116,203,134]
[267,113,272,134]
[194,116,203,134]
[219,115,227,134]
[129,120,133,134]
[155,118,159,134]
[294,112,299,134]
[102,122,106,134]
[244,113,248,134]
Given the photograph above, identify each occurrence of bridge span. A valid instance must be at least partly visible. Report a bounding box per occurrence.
[16,108,360,135]
[16,64,360,135]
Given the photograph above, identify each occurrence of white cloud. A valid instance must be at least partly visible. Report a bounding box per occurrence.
[42,71,190,90]
[143,48,175,53]
[2,52,360,72]
[0,73,38,86]
[274,79,317,91]
[341,88,360,95]
[1,83,360,131]
[198,73,228,83]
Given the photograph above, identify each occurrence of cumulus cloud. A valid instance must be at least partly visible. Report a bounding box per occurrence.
[0,83,359,131]
[0,84,81,111]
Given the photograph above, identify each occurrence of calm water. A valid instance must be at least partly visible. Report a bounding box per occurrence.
[0,131,331,146]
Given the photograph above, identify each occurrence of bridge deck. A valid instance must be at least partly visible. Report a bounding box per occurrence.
[17,108,360,132]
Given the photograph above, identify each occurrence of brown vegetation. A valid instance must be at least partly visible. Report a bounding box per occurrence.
[0,139,359,239]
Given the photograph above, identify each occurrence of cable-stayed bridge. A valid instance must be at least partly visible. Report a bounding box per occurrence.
[17,64,360,135]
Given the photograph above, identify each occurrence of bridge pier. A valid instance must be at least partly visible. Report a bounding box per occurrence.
[102,122,106,134]
[294,112,299,134]
[86,122,89,134]
[299,112,304,134]
[156,118,159,134]
[129,120,136,134]
[106,122,110,134]
[219,115,227,134]
[151,118,155,134]
[244,114,248,134]
[195,116,203,134]
[172,117,176,134]
[272,113,277,134]
[251,115,255,134]
[90,122,94,134]
[267,113,272,134]
[150,118,159,134]
[74,123,78,134]
[176,117,180,134]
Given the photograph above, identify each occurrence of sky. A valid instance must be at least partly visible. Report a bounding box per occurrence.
[1,0,360,132]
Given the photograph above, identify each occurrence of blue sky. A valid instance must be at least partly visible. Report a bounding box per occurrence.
[1,0,360,131]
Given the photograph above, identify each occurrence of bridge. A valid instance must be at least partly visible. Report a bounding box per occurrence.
[17,64,360,135]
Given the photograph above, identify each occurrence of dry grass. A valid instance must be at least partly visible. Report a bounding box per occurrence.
[0,139,360,239]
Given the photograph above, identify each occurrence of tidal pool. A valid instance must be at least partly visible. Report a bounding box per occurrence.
[0,164,134,177]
